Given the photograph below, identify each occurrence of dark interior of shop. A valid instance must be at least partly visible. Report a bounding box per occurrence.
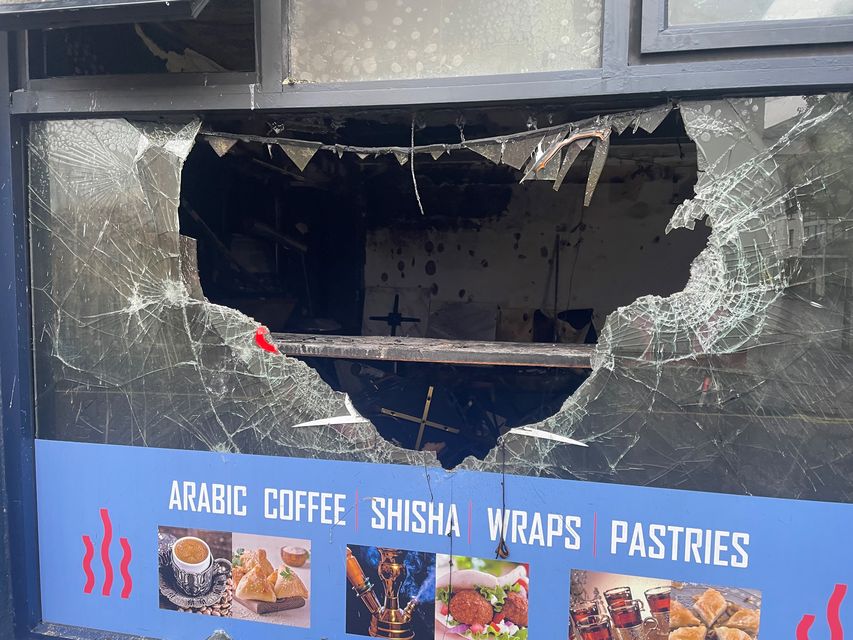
[176,107,709,468]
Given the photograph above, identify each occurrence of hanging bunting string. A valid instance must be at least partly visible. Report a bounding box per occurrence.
[200,103,674,205]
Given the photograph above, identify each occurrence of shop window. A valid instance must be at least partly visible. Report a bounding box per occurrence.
[288,0,603,83]
[27,96,853,500]
[642,0,853,52]
[27,0,254,77]
[0,0,208,29]
[668,0,853,25]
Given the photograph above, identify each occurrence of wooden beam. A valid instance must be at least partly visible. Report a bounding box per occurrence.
[270,333,594,369]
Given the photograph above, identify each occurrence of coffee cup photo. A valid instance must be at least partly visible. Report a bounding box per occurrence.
[172,536,211,572]
[171,536,216,597]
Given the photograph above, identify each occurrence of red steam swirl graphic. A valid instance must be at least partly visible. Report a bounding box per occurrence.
[81,536,95,594]
[119,538,133,599]
[255,326,279,354]
[798,584,847,640]
[82,509,133,598]
[100,508,113,596]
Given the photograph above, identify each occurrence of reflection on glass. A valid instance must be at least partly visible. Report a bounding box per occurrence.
[668,0,853,25]
[289,0,602,82]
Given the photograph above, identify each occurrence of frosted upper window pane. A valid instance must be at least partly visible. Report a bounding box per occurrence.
[668,0,853,25]
[289,0,602,83]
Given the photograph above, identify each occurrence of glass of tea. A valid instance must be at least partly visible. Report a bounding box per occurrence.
[571,600,601,627]
[609,600,645,629]
[644,587,671,639]
[604,587,633,608]
[644,587,671,614]
[577,615,614,640]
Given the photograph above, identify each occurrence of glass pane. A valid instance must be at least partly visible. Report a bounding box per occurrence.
[29,0,255,77]
[289,0,603,82]
[27,94,853,503]
[668,0,853,25]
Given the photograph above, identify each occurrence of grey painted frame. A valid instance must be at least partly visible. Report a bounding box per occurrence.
[9,0,853,116]
[641,0,853,53]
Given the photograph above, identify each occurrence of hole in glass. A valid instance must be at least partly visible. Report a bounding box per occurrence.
[178,107,706,469]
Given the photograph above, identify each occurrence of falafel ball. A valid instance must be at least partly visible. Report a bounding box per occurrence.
[503,591,529,626]
[448,590,494,626]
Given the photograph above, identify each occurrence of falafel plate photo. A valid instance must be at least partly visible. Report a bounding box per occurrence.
[435,556,529,640]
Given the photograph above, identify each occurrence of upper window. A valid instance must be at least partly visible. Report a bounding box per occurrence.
[0,0,209,29]
[643,0,853,52]
[27,0,255,77]
[668,0,853,25]
[288,0,603,83]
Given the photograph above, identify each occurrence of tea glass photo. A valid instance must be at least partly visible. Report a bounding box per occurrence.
[577,615,614,640]
[171,536,215,596]
[609,600,657,640]
[571,599,602,627]
[644,586,670,638]
[603,586,633,608]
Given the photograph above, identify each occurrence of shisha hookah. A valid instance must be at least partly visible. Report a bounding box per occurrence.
[346,547,418,639]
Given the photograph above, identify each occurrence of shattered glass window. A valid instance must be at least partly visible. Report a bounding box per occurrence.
[668,0,853,25]
[29,95,853,504]
[288,0,603,82]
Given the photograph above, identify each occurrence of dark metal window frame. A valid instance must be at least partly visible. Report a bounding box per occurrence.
[641,0,853,53]
[8,0,853,116]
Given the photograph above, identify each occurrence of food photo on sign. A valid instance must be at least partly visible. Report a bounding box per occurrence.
[568,569,761,640]
[435,555,529,640]
[345,544,437,638]
[230,532,311,628]
[157,526,234,617]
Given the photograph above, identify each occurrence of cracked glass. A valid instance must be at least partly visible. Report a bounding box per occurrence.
[30,95,853,503]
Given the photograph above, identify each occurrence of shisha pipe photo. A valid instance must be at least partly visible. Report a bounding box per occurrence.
[346,547,419,639]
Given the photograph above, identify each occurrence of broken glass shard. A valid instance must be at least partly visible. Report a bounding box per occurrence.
[502,134,544,169]
[634,105,673,134]
[206,136,238,158]
[278,141,321,172]
[465,140,503,165]
[584,131,611,206]
[553,138,593,191]
[524,130,568,181]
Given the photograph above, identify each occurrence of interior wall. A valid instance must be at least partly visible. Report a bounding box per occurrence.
[363,144,707,341]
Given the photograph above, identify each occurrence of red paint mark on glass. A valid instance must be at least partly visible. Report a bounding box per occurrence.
[255,326,279,353]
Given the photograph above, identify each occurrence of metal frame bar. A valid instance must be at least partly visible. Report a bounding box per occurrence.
[641,0,853,53]
[0,30,43,639]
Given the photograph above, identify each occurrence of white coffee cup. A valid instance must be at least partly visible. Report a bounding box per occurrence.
[171,536,211,573]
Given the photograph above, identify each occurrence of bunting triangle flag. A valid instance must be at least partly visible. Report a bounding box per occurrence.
[465,140,503,165]
[278,141,322,172]
[207,136,238,158]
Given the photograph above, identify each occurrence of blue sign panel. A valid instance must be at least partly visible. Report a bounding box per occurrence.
[35,440,851,640]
